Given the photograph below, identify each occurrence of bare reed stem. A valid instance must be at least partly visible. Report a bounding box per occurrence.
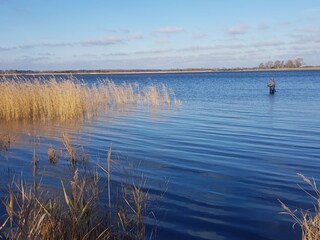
[62,132,76,165]
[279,173,320,240]
[107,144,112,209]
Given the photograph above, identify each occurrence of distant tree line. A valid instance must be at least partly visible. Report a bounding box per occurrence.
[258,58,304,69]
[0,70,35,74]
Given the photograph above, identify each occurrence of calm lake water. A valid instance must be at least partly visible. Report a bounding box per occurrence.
[1,70,320,239]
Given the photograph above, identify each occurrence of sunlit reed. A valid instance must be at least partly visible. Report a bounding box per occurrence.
[62,132,76,165]
[0,76,179,122]
[48,146,58,165]
[1,149,157,239]
[279,173,320,240]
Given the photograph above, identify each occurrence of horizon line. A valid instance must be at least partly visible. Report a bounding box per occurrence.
[1,66,320,76]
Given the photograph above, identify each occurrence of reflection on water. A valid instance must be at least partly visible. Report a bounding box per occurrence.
[1,71,320,240]
[0,103,175,193]
[0,119,84,138]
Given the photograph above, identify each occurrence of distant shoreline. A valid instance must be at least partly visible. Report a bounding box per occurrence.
[1,66,320,76]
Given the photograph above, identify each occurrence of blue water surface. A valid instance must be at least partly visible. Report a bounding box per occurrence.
[1,70,320,240]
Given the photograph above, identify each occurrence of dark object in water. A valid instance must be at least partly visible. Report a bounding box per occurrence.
[267,79,276,94]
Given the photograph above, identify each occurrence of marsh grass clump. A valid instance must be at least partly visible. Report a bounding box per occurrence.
[279,174,320,240]
[61,133,91,167]
[1,171,109,240]
[0,76,180,122]
[0,145,159,240]
[62,132,77,165]
[48,146,58,165]
[0,77,95,121]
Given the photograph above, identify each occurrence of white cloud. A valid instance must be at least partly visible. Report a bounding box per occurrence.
[133,49,172,55]
[0,42,73,51]
[192,33,208,39]
[130,33,143,40]
[227,24,250,35]
[106,28,130,33]
[65,34,143,47]
[251,40,285,48]
[101,49,174,58]
[102,52,130,57]
[38,52,55,57]
[302,28,320,33]
[0,34,143,51]
[257,24,270,31]
[151,27,185,36]
[292,33,320,44]
[18,55,50,62]
[81,36,126,46]
[0,46,16,51]
[176,45,214,52]
[21,42,74,49]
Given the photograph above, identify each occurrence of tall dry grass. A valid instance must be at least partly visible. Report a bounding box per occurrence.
[0,146,158,240]
[0,76,180,122]
[279,174,320,240]
[62,132,77,165]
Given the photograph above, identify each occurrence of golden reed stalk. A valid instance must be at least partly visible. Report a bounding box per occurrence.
[0,76,179,122]
[279,174,320,240]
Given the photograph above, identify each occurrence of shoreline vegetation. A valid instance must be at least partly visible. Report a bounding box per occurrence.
[279,174,320,240]
[0,76,179,121]
[1,66,320,76]
[0,136,159,239]
[0,76,177,238]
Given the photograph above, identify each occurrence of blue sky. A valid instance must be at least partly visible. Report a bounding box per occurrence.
[1,0,320,70]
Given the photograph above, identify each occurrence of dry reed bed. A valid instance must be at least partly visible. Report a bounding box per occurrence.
[279,174,320,240]
[0,144,157,239]
[1,170,153,239]
[0,76,179,121]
